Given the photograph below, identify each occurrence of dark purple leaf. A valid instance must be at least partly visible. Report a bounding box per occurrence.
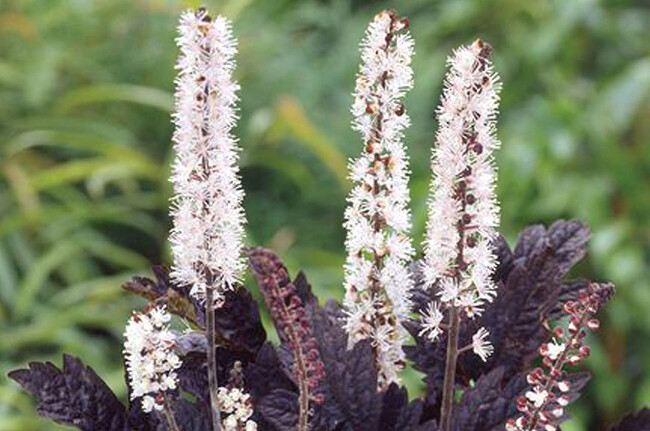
[9,355,128,431]
[258,389,299,431]
[379,383,426,431]
[172,399,211,431]
[609,409,650,431]
[452,367,507,431]
[213,287,267,354]
[245,343,296,401]
[176,352,209,405]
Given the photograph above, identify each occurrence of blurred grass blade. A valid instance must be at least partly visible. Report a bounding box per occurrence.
[272,97,349,189]
[55,84,174,112]
[0,241,18,310]
[15,241,81,319]
[30,159,159,190]
[11,116,138,147]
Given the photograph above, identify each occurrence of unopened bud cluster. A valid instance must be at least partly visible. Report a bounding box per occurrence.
[249,248,326,404]
[343,9,415,388]
[419,39,501,362]
[506,283,614,431]
[123,306,181,413]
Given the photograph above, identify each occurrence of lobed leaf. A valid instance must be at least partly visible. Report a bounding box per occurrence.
[609,409,650,431]
[8,355,128,431]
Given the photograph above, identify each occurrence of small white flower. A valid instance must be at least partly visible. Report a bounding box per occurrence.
[419,301,444,341]
[557,380,570,393]
[141,395,156,413]
[547,338,566,361]
[230,387,242,401]
[438,279,461,304]
[516,417,526,428]
[525,387,549,408]
[224,415,238,430]
[459,292,484,318]
[471,327,494,362]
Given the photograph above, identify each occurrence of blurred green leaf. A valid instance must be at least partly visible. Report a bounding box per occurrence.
[56,84,174,113]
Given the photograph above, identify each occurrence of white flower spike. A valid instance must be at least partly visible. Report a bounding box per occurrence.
[124,306,181,413]
[170,9,246,305]
[420,39,501,362]
[342,9,415,388]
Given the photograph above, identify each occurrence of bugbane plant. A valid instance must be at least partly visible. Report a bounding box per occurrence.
[419,38,501,431]
[170,8,246,430]
[343,9,415,388]
[9,8,647,431]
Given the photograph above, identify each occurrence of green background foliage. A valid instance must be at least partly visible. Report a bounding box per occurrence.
[0,0,648,429]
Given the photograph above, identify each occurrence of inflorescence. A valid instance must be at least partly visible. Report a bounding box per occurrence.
[507,283,614,431]
[123,305,182,413]
[218,361,258,431]
[249,247,326,406]
[419,39,502,362]
[169,8,246,305]
[342,9,416,388]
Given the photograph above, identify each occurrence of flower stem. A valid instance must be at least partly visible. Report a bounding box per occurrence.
[206,288,222,431]
[162,396,181,431]
[439,305,460,431]
[298,364,310,431]
[273,277,310,430]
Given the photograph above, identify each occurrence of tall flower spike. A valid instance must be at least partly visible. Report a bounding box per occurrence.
[170,8,246,305]
[423,40,501,431]
[420,39,501,342]
[342,9,415,388]
[124,305,181,413]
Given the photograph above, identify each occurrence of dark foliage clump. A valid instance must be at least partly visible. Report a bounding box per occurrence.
[9,221,648,431]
